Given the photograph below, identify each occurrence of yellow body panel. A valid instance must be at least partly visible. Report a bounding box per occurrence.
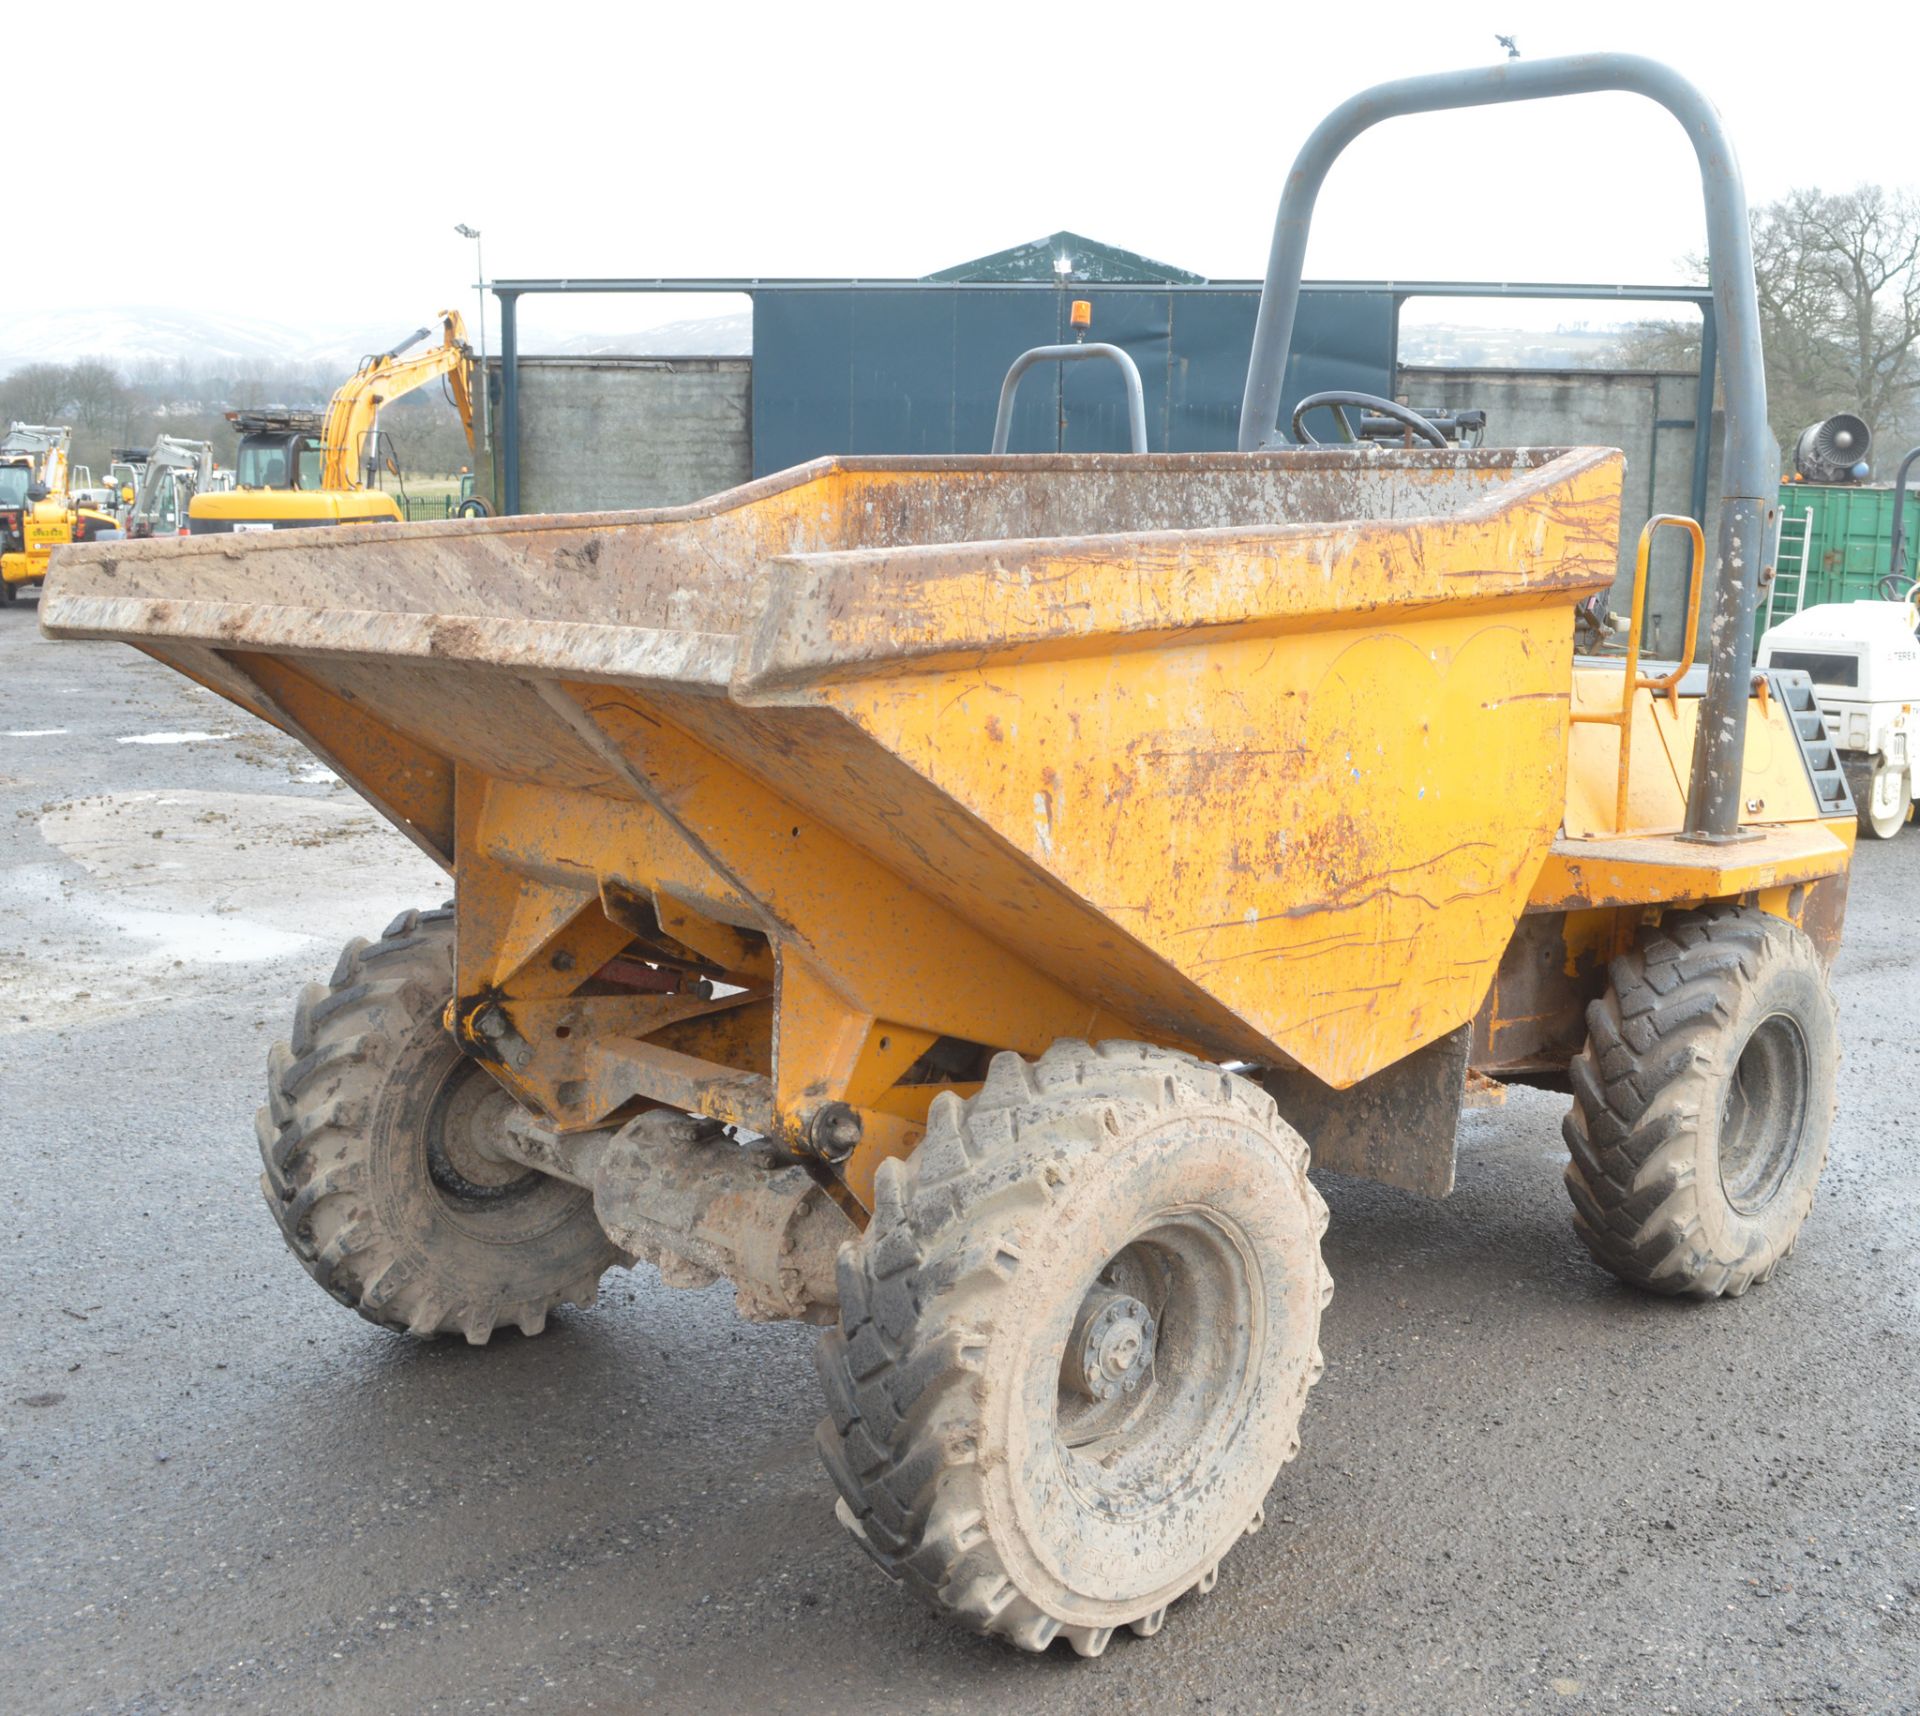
[1647,686,1824,828]
[1538,665,1837,912]
[816,608,1573,1087]
[1564,670,1688,837]
[5,502,107,587]
[1530,820,1853,911]
[190,489,403,529]
[1563,666,1823,841]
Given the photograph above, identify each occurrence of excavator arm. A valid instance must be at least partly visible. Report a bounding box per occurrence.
[1,424,72,495]
[318,310,476,491]
[127,437,217,538]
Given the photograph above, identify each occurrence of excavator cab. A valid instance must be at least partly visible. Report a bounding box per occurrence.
[230,413,325,492]
[192,408,400,534]
[0,459,31,556]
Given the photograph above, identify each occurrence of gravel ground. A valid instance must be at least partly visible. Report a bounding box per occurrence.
[2,595,1915,1715]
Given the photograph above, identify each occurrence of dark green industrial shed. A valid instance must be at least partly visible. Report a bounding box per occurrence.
[488,236,1717,523]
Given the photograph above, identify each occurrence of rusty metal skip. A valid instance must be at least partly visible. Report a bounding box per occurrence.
[41,52,1852,1660]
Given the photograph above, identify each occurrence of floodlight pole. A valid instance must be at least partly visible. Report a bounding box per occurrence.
[456,224,490,452]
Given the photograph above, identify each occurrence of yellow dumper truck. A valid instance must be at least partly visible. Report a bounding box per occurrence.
[43,54,1853,1657]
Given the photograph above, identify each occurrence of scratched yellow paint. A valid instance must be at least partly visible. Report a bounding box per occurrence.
[1561,668,1823,843]
[1648,689,1821,827]
[416,452,1628,1122]
[819,607,1574,1088]
[702,453,1626,1091]
[1528,821,1852,911]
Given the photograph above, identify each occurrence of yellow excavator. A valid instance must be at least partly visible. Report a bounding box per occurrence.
[189,310,475,534]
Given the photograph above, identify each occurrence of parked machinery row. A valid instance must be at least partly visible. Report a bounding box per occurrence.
[0,424,119,603]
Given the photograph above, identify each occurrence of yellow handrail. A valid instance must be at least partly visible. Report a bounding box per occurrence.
[1569,513,1707,834]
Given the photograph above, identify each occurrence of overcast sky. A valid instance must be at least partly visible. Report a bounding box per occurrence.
[26,0,1920,349]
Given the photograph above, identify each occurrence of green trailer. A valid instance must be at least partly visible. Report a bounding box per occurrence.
[1764,479,1920,633]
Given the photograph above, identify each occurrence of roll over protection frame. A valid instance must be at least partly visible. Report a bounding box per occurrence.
[991,342,1149,456]
[1237,53,1773,843]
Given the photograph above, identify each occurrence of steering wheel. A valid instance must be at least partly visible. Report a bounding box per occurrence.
[1290,391,1450,448]
[1877,570,1920,631]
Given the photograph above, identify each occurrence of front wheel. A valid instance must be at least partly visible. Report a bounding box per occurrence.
[1563,906,1837,1299]
[814,1040,1328,1655]
[256,905,623,1342]
[1844,755,1909,840]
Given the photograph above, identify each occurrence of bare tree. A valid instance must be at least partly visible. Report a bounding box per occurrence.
[1786,187,1920,424]
[66,358,126,435]
[1605,184,1920,456]
[0,362,73,424]
[1607,318,1703,372]
[1748,185,1920,447]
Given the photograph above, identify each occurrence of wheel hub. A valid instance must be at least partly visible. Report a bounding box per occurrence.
[427,1064,538,1202]
[1067,1287,1156,1403]
[1718,1010,1811,1215]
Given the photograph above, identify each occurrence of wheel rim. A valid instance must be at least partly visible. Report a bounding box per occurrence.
[1871,765,1907,837]
[424,1058,541,1209]
[1718,1012,1812,1214]
[1051,1208,1259,1523]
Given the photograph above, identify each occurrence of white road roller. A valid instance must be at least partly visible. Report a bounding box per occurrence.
[1759,598,1920,838]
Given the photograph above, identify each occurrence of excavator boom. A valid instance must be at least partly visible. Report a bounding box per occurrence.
[319,311,476,490]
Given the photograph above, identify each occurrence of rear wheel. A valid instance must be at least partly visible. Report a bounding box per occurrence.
[257,905,622,1342]
[815,1039,1328,1655]
[1563,906,1837,1299]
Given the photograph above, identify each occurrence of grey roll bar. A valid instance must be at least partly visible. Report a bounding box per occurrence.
[1238,53,1772,844]
[1890,446,1920,586]
[992,343,1149,455]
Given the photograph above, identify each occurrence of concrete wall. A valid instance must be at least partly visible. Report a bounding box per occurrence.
[1398,365,1724,659]
[485,357,751,516]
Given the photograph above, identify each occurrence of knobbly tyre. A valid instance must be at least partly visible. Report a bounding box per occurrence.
[42,53,1852,1657]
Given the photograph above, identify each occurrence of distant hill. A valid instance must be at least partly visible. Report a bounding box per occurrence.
[542,312,751,357]
[0,306,391,373]
[1396,320,1658,370]
[0,305,753,374]
[2,304,1652,377]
